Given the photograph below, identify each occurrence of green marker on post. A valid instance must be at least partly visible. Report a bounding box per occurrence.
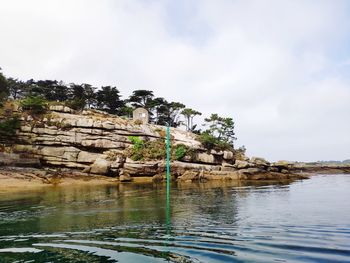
[166,125,171,193]
[165,124,171,231]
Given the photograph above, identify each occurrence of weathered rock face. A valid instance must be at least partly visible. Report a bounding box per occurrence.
[250,157,270,167]
[234,160,250,169]
[90,157,111,175]
[49,105,74,113]
[0,152,40,167]
[1,107,299,181]
[177,171,199,181]
[123,160,160,177]
[193,152,219,164]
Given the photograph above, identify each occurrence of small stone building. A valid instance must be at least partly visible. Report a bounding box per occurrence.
[132,107,149,124]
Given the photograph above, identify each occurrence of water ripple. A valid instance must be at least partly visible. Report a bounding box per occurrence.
[0,175,350,262]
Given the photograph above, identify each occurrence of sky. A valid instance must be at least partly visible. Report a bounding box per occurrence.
[0,0,350,162]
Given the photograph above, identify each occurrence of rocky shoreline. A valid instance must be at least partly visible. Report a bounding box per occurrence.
[0,166,308,193]
[290,163,350,174]
[0,167,119,192]
[1,105,346,186]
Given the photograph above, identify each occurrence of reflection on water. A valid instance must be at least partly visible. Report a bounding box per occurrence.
[0,176,349,262]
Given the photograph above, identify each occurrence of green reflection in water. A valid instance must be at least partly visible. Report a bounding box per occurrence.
[165,181,171,235]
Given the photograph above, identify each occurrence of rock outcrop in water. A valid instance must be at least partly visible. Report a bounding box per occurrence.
[0,105,306,182]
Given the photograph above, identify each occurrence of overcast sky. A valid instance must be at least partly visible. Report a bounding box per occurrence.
[1,0,350,161]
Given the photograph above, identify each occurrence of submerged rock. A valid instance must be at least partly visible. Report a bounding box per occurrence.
[119,173,132,182]
[177,171,199,181]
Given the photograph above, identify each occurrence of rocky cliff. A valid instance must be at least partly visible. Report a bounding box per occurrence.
[1,105,304,182]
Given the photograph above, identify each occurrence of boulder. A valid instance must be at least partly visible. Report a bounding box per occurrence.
[194,152,215,164]
[250,157,270,166]
[234,160,250,169]
[210,149,224,156]
[119,174,132,182]
[49,105,74,113]
[223,151,234,160]
[90,158,111,175]
[152,174,165,182]
[177,171,199,181]
[110,161,123,169]
[272,160,292,170]
[123,161,159,176]
[77,151,101,164]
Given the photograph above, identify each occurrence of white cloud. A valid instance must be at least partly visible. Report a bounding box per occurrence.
[0,0,349,161]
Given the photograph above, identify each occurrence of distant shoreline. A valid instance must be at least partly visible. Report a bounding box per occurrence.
[290,163,350,174]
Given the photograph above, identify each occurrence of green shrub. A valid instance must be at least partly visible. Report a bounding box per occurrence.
[198,132,232,151]
[0,116,21,137]
[128,136,145,161]
[65,99,85,111]
[128,136,196,161]
[20,96,47,114]
[173,144,188,160]
[128,136,144,149]
[127,136,167,161]
[198,132,217,150]
[144,140,166,160]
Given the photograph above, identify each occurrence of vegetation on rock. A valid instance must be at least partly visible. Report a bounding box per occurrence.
[20,96,47,114]
[198,114,236,151]
[181,108,202,132]
[0,67,241,153]
[128,137,192,162]
[173,144,188,160]
[0,116,20,137]
[127,136,165,161]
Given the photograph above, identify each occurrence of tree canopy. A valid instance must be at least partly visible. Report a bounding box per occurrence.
[200,113,237,150]
[0,68,238,149]
[181,108,202,131]
[0,70,8,103]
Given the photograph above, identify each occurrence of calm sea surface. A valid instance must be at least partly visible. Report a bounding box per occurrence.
[0,174,349,262]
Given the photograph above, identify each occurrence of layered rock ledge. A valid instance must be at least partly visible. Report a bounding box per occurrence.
[0,106,308,182]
